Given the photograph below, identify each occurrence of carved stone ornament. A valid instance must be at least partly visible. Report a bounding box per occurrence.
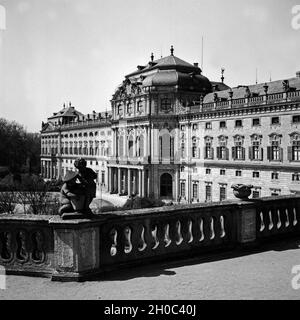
[231,184,254,200]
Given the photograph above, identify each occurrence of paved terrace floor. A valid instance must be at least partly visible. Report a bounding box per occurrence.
[1,238,300,300]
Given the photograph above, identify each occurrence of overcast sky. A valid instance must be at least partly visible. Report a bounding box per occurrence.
[0,0,300,132]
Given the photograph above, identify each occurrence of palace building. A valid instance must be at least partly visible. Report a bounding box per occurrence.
[41,47,300,203]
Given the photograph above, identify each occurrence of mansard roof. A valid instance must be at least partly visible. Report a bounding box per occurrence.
[126,54,202,78]
[203,76,300,103]
[48,105,83,120]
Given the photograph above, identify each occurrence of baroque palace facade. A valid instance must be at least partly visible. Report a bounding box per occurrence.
[41,47,300,203]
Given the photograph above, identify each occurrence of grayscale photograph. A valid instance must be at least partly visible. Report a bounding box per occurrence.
[0,0,300,303]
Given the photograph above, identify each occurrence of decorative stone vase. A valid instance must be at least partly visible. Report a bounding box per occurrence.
[231,184,253,200]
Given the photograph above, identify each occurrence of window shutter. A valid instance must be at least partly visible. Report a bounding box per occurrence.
[260,148,264,161]
[249,147,253,160]
[226,148,229,160]
[267,146,271,161]
[280,148,284,162]
[170,137,174,159]
[232,147,236,160]
[288,146,293,161]
[211,147,214,160]
[204,147,207,159]
[242,147,245,160]
[198,148,200,159]
[217,147,221,159]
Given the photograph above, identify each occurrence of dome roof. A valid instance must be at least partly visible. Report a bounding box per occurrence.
[142,70,212,92]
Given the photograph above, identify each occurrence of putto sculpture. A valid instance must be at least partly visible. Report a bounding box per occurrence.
[58,158,97,219]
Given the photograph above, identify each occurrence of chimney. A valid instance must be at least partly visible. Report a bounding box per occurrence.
[194,63,199,67]
[296,71,300,78]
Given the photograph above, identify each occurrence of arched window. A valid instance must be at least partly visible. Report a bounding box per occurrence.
[127,102,133,114]
[137,135,144,157]
[128,136,134,157]
[117,104,123,116]
[160,173,173,197]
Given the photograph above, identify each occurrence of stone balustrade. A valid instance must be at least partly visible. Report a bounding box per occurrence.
[0,195,300,281]
[201,89,300,111]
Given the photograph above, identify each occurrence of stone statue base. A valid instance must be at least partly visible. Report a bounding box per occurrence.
[61,212,86,220]
[61,210,94,220]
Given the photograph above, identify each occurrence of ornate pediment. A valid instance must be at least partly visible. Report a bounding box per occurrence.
[113,80,143,100]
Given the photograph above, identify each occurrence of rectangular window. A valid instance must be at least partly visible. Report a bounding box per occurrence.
[291,142,300,161]
[206,185,212,202]
[252,190,260,199]
[101,171,105,185]
[236,170,242,177]
[270,189,281,196]
[220,186,227,201]
[235,120,242,128]
[205,122,212,130]
[220,169,226,176]
[206,168,211,175]
[268,143,282,161]
[192,184,198,199]
[292,173,300,181]
[292,115,300,123]
[220,121,226,129]
[180,182,186,197]
[217,146,229,160]
[250,142,262,161]
[232,146,245,160]
[271,117,280,125]
[253,171,260,178]
[205,145,213,159]
[252,118,260,126]
[271,172,279,180]
[192,124,198,131]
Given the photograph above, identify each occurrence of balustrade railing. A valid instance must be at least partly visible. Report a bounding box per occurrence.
[0,215,54,277]
[201,89,300,111]
[98,203,236,270]
[0,195,300,281]
[256,196,300,239]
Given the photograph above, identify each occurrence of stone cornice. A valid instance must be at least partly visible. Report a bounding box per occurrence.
[179,101,300,122]
[203,161,300,172]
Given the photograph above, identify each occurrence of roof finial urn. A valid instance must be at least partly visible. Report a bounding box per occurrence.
[151,52,154,62]
[170,45,174,56]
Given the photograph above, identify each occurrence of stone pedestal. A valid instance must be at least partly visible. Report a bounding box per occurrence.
[50,218,100,281]
[236,202,257,246]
